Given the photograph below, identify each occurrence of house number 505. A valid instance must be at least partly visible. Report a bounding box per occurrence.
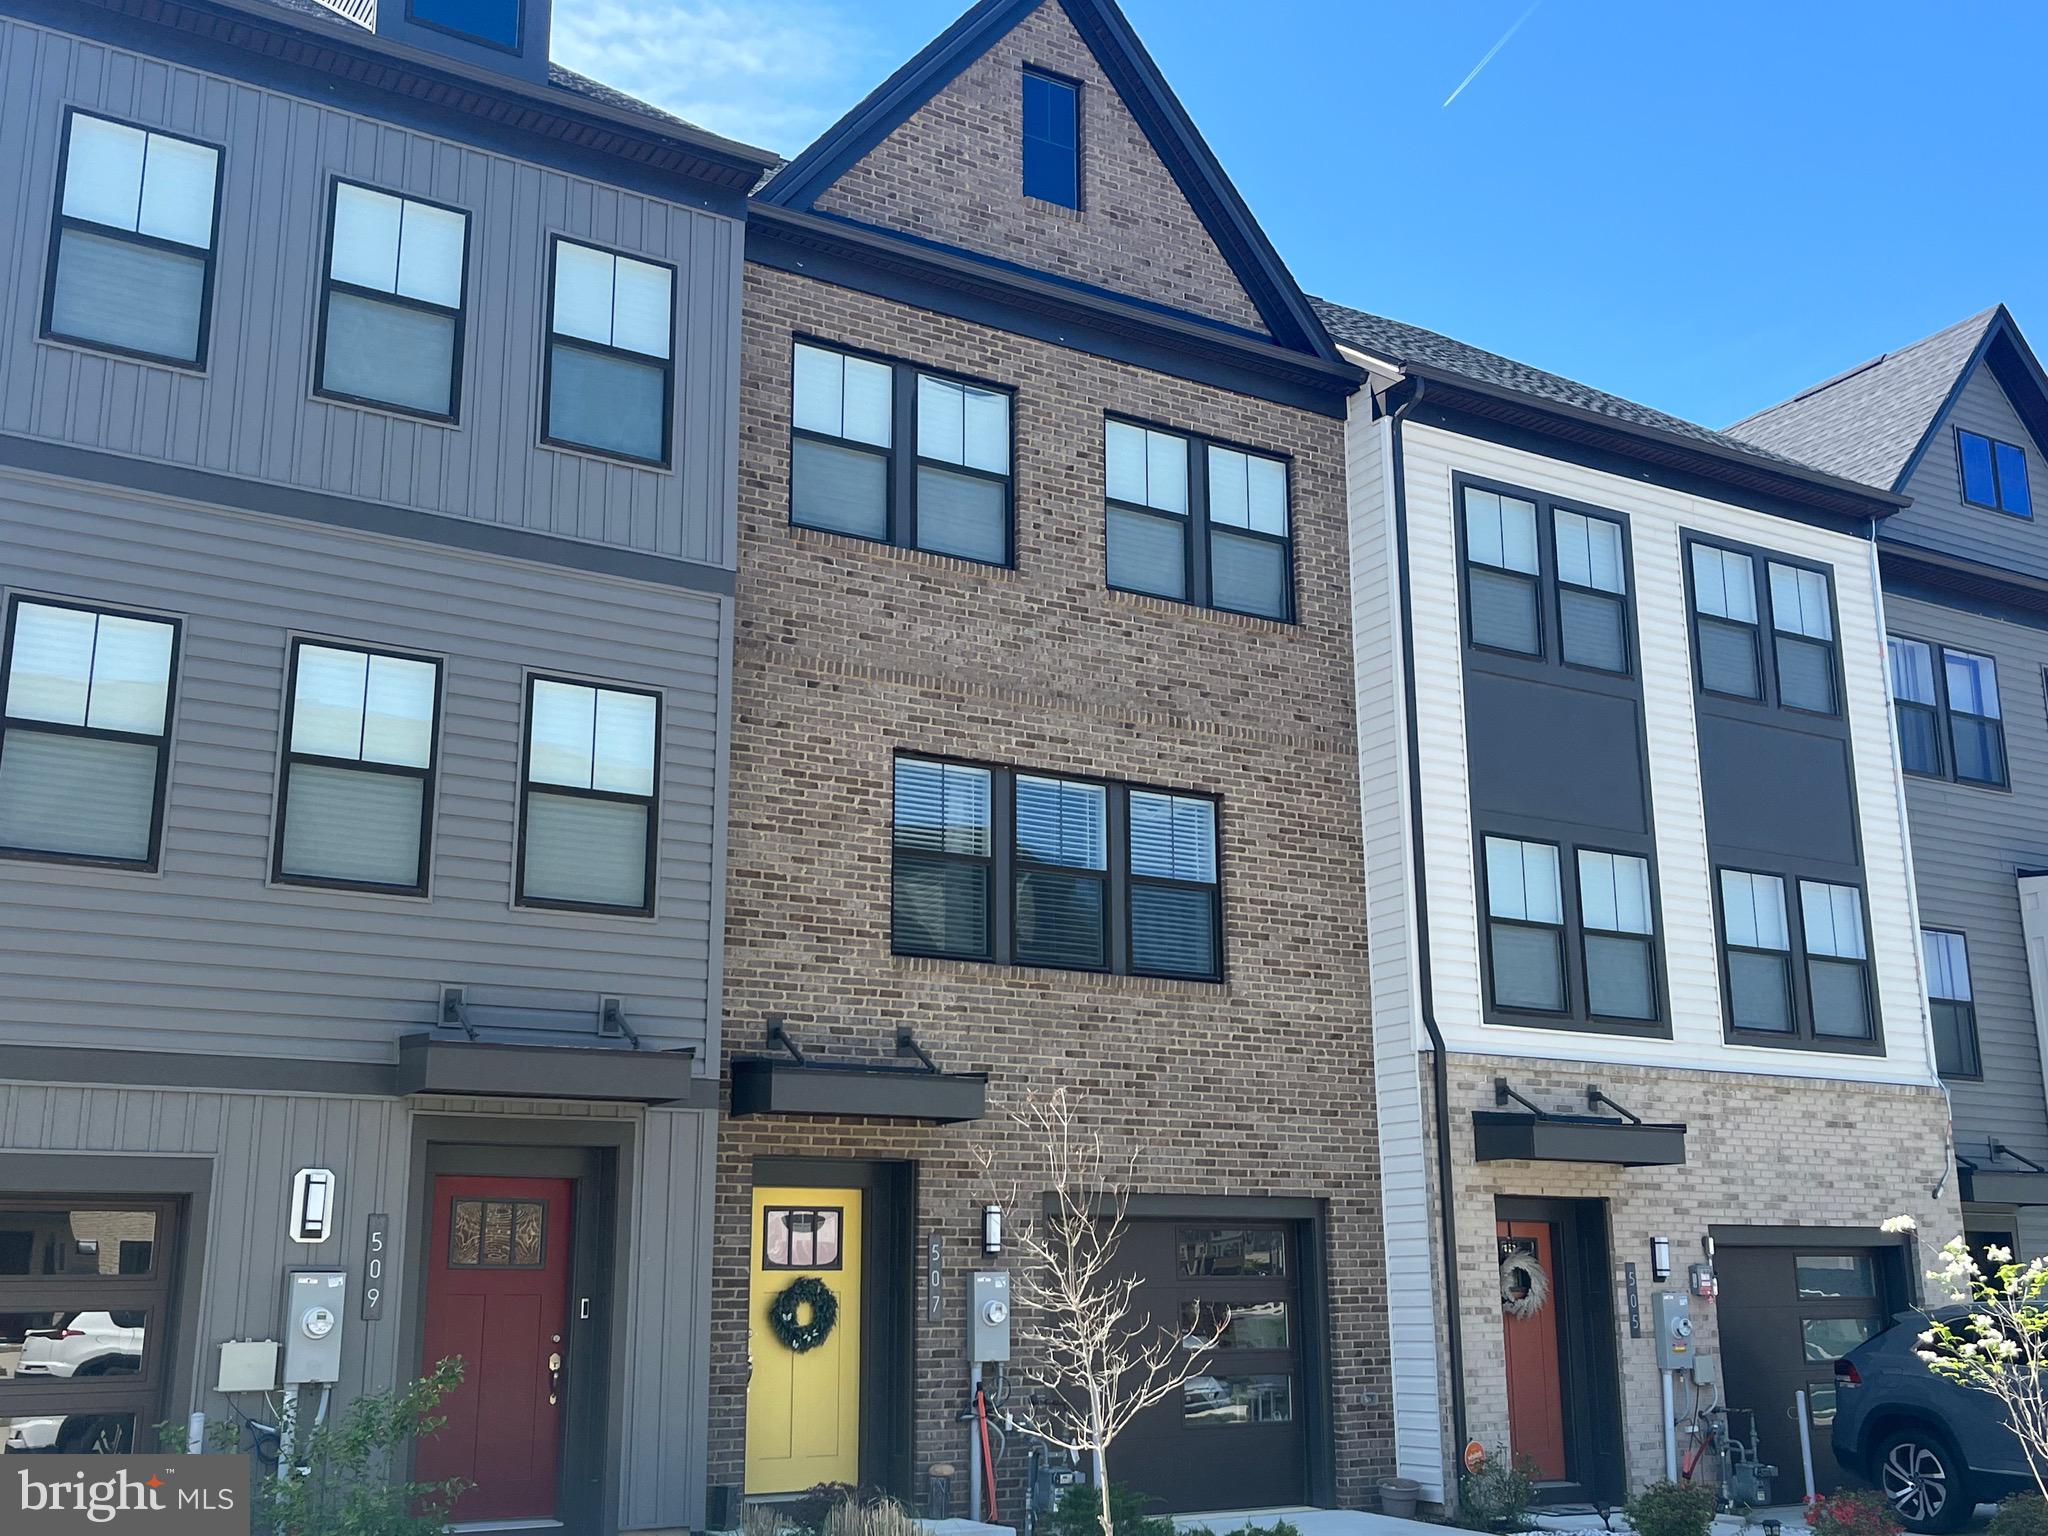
[362,1213,389,1322]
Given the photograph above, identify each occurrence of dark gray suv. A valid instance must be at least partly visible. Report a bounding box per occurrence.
[1833,1308,2031,1531]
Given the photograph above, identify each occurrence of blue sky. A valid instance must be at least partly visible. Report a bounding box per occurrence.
[552,0,2048,429]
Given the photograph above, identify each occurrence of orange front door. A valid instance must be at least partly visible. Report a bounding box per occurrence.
[1499,1219,1569,1481]
[418,1176,574,1521]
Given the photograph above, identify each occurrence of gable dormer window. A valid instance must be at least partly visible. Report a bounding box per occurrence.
[407,0,522,52]
[1021,69,1080,209]
[1957,428,2033,518]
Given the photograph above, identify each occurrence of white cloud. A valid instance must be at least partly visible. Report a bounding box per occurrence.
[550,0,887,156]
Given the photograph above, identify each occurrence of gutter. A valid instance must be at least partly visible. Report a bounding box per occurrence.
[1383,373,1470,1466]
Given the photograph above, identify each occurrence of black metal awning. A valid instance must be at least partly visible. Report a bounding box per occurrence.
[1473,1079,1687,1168]
[728,1020,988,1124]
[1959,1140,2048,1206]
[394,988,701,1105]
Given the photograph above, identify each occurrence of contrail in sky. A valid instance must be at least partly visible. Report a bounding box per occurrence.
[1442,0,1544,107]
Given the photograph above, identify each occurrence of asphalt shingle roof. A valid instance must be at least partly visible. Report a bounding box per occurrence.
[1310,297,1833,480]
[1723,308,1999,491]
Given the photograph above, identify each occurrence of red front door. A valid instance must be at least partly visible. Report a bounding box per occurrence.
[418,1176,574,1521]
[1499,1219,1569,1481]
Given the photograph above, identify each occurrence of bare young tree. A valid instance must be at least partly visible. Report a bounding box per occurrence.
[976,1088,1223,1536]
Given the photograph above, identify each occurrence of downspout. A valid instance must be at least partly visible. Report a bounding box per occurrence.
[1384,374,1470,1463]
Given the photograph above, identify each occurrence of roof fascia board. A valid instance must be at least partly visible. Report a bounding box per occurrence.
[747,205,1361,416]
[1881,542,2048,631]
[1983,321,2048,462]
[1888,309,2008,493]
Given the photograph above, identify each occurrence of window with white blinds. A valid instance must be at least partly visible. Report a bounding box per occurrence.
[317,181,469,420]
[1105,420,1293,621]
[519,675,661,913]
[545,238,674,465]
[46,110,222,366]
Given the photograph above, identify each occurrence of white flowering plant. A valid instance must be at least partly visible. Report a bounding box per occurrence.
[1906,1221,2048,1496]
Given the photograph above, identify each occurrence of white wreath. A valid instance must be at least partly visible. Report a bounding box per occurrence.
[1500,1250,1551,1320]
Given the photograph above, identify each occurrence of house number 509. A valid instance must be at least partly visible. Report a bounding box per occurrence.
[362,1213,389,1321]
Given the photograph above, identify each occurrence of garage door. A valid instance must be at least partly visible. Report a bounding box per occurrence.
[1717,1245,1893,1493]
[1111,1221,1308,1514]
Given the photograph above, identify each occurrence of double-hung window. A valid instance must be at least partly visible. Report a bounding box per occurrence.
[1717,869,1875,1046]
[275,640,440,894]
[0,597,177,868]
[519,676,660,914]
[1923,929,1980,1079]
[1021,69,1080,208]
[1105,421,1293,621]
[46,110,221,367]
[1889,636,2005,786]
[1958,428,2033,518]
[1457,484,1632,670]
[544,239,674,466]
[1462,489,1541,654]
[1553,509,1628,670]
[1577,850,1656,1020]
[791,343,1014,565]
[892,755,1222,980]
[317,182,468,420]
[1688,539,1839,716]
[1482,837,1565,1012]
[1481,837,1661,1024]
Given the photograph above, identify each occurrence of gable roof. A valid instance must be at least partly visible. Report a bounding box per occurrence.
[757,0,1340,366]
[1313,297,1905,520]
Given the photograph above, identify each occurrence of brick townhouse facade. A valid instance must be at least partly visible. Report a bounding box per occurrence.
[709,0,1392,1515]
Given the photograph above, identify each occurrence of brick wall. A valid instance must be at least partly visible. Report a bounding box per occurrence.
[812,0,1270,337]
[1431,1052,1960,1491]
[713,259,1386,1509]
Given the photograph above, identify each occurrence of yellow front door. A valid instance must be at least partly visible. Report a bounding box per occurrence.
[746,1186,862,1493]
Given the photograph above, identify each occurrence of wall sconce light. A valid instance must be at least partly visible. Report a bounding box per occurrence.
[1651,1235,1672,1282]
[982,1203,1004,1256]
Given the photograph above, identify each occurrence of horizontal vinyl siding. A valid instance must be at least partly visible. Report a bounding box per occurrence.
[1885,591,2048,1164]
[1402,422,1934,1084]
[1893,364,2048,581]
[0,15,743,568]
[0,469,724,1062]
[1346,406,1445,1494]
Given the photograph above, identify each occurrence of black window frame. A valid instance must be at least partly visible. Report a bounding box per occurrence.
[270,635,444,898]
[1104,414,1297,623]
[1454,476,1637,676]
[788,337,1018,568]
[514,670,663,918]
[1956,427,2034,519]
[1683,534,1844,719]
[311,177,472,425]
[1713,863,1882,1054]
[0,592,181,873]
[890,751,1224,983]
[539,233,678,470]
[1889,632,2007,790]
[42,106,226,372]
[1021,66,1082,210]
[1922,926,1982,1081]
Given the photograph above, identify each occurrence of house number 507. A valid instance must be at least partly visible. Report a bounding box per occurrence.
[362,1213,389,1321]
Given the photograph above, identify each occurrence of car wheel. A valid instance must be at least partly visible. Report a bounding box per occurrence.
[1876,1426,1969,1534]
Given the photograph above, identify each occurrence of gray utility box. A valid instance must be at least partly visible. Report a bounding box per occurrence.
[282,1269,348,1385]
[969,1271,1012,1363]
[1653,1289,1694,1372]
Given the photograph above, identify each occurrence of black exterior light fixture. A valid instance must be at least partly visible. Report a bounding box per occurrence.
[1651,1235,1673,1282]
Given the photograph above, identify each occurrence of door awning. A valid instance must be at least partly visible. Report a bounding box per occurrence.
[1959,1139,2048,1206]
[1473,1079,1687,1168]
[728,1020,987,1124]
[395,989,701,1106]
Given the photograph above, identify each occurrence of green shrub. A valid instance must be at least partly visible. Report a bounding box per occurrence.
[1044,1482,1176,1536]
[1991,1496,2048,1536]
[1622,1480,1717,1536]
[1452,1447,1536,1532]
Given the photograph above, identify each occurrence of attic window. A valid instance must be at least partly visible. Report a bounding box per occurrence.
[1957,428,2033,518]
[1022,69,1080,208]
[407,0,522,52]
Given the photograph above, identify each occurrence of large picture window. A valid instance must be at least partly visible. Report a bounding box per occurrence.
[518,675,660,915]
[274,640,440,894]
[45,110,221,367]
[1888,635,2006,787]
[544,239,674,466]
[791,341,1013,565]
[316,181,468,420]
[0,597,178,869]
[892,755,1221,980]
[1106,420,1293,621]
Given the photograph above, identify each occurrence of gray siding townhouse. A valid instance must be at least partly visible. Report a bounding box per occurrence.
[0,1,774,1530]
[1734,306,2048,1265]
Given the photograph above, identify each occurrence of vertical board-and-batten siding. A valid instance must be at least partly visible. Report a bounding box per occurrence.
[1344,403,1447,1495]
[0,15,743,569]
[1888,590,2048,1165]
[1400,420,1936,1082]
[1893,363,2048,582]
[0,469,724,1061]
[0,1086,713,1531]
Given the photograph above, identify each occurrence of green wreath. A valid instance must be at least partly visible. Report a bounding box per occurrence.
[767,1275,839,1353]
